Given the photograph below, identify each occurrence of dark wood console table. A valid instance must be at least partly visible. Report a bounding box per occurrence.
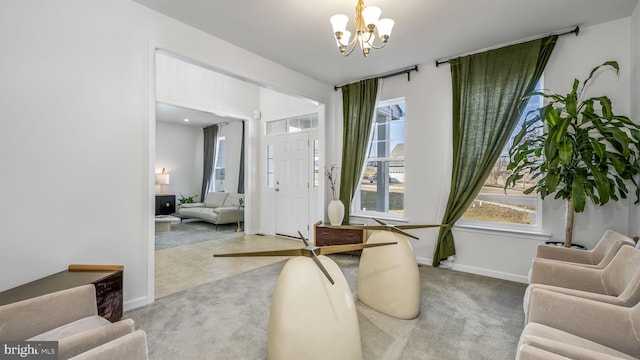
[314,221,367,254]
[0,264,124,322]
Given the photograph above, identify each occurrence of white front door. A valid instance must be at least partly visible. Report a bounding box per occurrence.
[274,132,310,238]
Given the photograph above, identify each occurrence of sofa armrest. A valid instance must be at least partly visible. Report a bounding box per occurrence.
[69,329,149,360]
[0,284,97,340]
[535,244,594,263]
[517,343,577,360]
[526,287,639,357]
[59,319,135,359]
[529,258,606,293]
[521,335,632,360]
[213,207,243,225]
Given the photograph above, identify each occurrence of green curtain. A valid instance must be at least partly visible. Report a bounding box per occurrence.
[339,78,379,223]
[201,124,218,201]
[433,35,557,267]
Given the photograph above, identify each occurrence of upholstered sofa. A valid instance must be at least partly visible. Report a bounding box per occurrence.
[178,192,244,226]
[0,284,148,360]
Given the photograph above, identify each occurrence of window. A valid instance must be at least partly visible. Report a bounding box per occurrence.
[313,140,319,188]
[213,136,226,192]
[353,98,405,218]
[266,144,274,188]
[266,114,318,136]
[459,81,543,231]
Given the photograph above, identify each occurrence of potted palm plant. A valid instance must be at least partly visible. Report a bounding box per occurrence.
[506,61,640,247]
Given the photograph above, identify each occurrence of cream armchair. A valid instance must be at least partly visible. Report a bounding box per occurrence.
[524,245,640,316]
[518,287,640,359]
[70,330,148,360]
[534,230,634,268]
[0,284,148,360]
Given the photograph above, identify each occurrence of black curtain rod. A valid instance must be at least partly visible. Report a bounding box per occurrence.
[434,25,580,68]
[334,65,419,91]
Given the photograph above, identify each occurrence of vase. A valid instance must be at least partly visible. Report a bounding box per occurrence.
[328,200,345,226]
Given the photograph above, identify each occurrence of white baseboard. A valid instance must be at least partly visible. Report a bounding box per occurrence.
[416,257,528,284]
[124,296,151,311]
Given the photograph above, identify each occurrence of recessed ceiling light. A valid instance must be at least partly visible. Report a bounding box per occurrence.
[183,118,189,122]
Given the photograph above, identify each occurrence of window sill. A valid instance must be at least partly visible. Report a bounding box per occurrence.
[350,213,408,224]
[453,223,551,241]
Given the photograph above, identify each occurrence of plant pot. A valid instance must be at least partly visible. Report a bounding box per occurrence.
[328,200,345,226]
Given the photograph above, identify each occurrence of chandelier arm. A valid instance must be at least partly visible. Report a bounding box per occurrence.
[341,43,358,57]
[336,34,359,48]
[367,41,387,50]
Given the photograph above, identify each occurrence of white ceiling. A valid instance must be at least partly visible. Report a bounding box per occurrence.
[155,102,239,127]
[133,0,638,86]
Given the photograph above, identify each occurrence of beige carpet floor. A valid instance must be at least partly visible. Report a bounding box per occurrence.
[130,254,526,359]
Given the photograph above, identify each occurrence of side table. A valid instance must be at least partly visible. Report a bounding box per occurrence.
[0,264,124,322]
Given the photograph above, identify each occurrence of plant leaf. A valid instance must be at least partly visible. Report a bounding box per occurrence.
[559,140,573,165]
[572,177,587,212]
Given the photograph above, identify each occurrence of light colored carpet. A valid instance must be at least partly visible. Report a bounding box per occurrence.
[155,220,240,250]
[128,255,526,360]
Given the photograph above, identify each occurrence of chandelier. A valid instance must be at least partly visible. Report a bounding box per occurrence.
[330,0,395,57]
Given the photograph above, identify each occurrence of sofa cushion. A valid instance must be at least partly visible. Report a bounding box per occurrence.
[204,192,229,208]
[28,315,111,341]
[178,207,204,217]
[213,206,238,214]
[223,193,244,207]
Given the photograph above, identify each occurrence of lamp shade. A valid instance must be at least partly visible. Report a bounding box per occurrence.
[376,18,395,38]
[155,173,170,185]
[336,30,351,47]
[361,6,381,27]
[330,14,348,34]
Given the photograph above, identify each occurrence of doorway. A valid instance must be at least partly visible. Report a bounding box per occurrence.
[149,48,325,303]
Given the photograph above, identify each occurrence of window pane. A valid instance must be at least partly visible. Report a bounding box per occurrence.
[266,144,274,188]
[313,140,319,188]
[266,114,318,136]
[354,98,405,217]
[460,81,543,227]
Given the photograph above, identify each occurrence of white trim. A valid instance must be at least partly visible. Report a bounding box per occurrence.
[453,224,551,241]
[350,214,408,223]
[124,296,149,311]
[415,256,529,284]
[146,41,157,307]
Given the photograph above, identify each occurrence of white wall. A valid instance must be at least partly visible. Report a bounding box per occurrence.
[346,18,633,283]
[155,122,202,199]
[0,0,331,309]
[629,4,640,239]
[156,52,260,121]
